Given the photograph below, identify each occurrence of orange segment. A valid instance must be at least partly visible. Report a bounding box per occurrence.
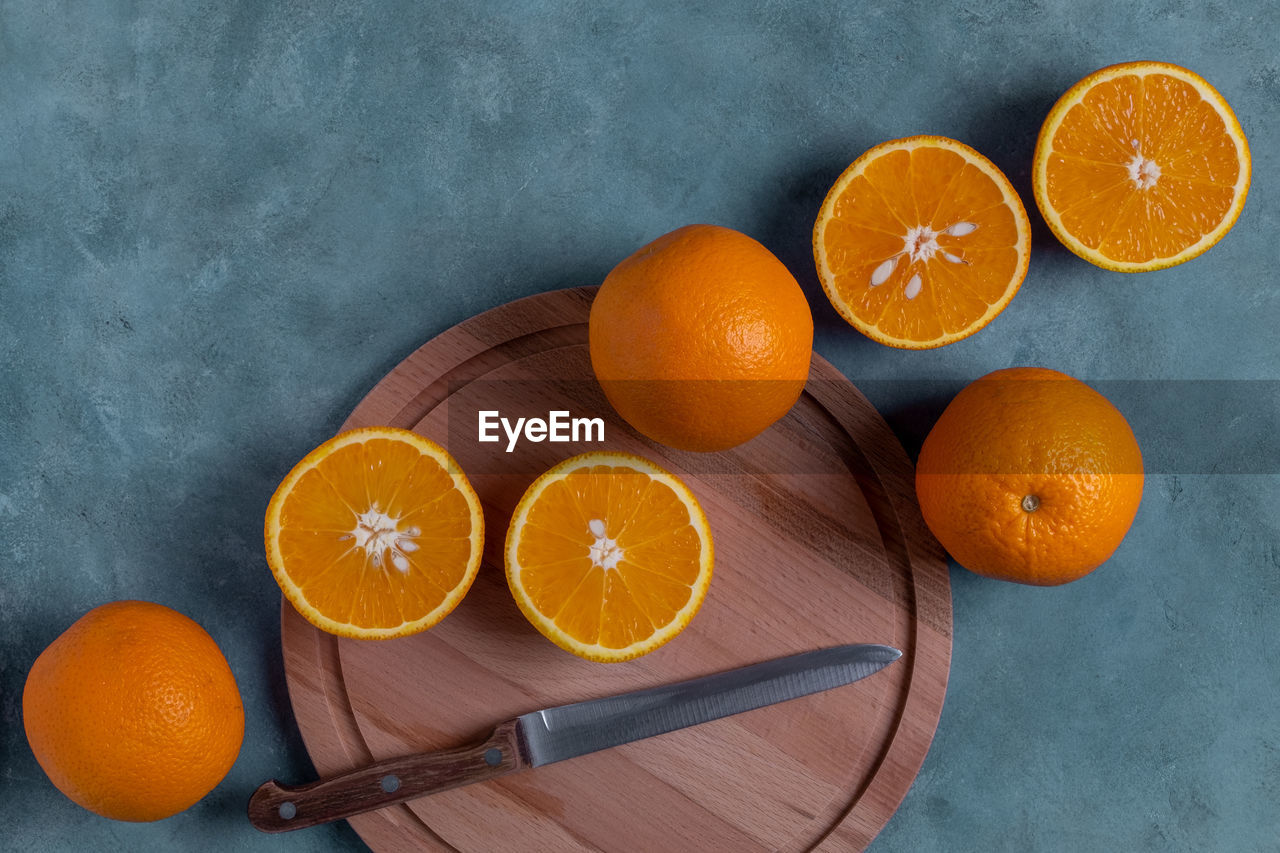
[813,136,1031,349]
[1033,61,1250,271]
[264,427,484,640]
[504,452,714,662]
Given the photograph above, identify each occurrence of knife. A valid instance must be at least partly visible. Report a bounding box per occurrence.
[247,643,901,832]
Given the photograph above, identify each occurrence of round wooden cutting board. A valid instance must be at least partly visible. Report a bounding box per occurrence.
[280,287,951,852]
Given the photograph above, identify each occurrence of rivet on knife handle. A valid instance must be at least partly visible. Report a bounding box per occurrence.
[247,719,525,833]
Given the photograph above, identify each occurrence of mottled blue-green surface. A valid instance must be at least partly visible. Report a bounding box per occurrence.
[2,2,1277,851]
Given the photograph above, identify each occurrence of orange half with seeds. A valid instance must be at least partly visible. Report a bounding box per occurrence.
[264,427,484,640]
[813,135,1031,349]
[504,452,714,662]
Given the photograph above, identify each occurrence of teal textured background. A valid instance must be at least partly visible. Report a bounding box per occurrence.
[2,2,1277,850]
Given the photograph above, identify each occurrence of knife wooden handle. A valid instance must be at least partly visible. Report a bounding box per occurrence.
[248,719,525,832]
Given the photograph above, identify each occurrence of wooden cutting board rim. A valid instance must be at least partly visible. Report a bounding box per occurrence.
[278,285,952,851]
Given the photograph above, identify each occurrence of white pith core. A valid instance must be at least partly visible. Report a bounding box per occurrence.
[869,221,978,299]
[1126,139,1161,190]
[348,506,420,574]
[587,518,624,570]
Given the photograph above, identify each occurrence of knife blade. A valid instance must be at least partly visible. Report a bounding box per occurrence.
[248,643,901,833]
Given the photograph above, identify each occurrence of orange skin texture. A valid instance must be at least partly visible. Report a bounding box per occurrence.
[22,601,244,821]
[589,224,814,452]
[915,367,1144,585]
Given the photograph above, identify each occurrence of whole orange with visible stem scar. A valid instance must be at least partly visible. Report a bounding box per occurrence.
[589,224,814,452]
[915,367,1144,585]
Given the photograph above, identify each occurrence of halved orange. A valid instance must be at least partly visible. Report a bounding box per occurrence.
[504,452,714,662]
[264,427,484,640]
[813,135,1031,349]
[1033,61,1250,272]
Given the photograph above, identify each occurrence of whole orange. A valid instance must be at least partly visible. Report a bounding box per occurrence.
[22,600,244,821]
[915,367,1143,585]
[589,224,814,452]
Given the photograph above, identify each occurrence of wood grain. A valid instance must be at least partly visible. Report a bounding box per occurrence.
[278,287,951,852]
[249,721,524,833]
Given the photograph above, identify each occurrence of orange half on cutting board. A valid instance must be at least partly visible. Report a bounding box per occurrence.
[813,135,1031,349]
[264,427,484,640]
[1033,61,1250,271]
[505,452,714,662]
